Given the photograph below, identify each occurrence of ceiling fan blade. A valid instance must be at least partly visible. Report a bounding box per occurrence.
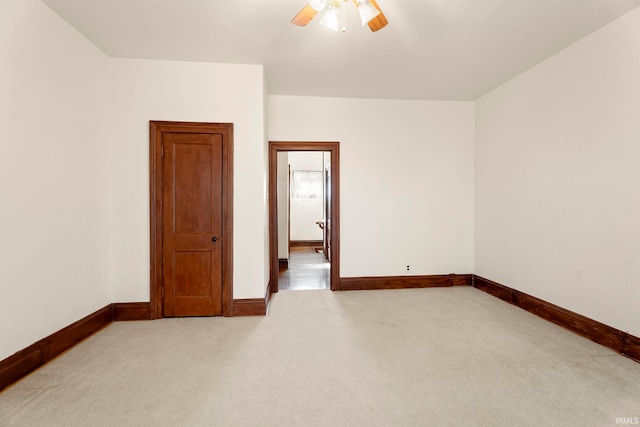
[291,4,319,26]
[367,0,388,32]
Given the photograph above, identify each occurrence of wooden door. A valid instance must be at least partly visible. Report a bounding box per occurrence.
[150,121,233,318]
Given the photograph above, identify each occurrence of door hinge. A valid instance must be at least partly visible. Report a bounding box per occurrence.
[161,145,164,158]
[161,286,165,298]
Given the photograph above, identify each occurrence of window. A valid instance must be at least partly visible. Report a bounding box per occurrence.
[291,170,323,199]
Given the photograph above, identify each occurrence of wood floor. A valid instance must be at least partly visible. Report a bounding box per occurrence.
[278,246,329,291]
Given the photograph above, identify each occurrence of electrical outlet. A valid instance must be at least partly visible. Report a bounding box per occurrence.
[406,265,410,271]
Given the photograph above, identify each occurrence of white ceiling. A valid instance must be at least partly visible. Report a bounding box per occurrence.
[41,0,640,101]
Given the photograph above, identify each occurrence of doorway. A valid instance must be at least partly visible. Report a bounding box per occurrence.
[279,151,330,290]
[150,121,234,319]
[269,142,340,293]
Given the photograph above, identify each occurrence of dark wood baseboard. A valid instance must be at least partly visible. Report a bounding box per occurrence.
[278,258,289,269]
[233,284,272,316]
[290,240,323,247]
[339,274,472,291]
[113,302,151,321]
[4,276,637,393]
[0,304,113,392]
[0,294,266,392]
[623,334,640,362]
[232,299,267,316]
[473,276,640,362]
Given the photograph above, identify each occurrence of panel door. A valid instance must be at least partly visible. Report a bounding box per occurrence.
[162,132,223,316]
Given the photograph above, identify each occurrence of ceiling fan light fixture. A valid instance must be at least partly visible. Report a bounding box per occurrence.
[319,1,345,32]
[308,0,328,12]
[292,0,387,32]
[355,0,380,26]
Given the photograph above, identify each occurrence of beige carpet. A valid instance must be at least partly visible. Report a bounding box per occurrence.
[1,287,639,426]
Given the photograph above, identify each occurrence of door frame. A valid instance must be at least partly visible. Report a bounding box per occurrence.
[269,141,340,292]
[149,121,234,319]
[323,163,330,262]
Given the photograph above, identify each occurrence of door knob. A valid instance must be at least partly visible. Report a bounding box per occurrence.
[212,236,218,242]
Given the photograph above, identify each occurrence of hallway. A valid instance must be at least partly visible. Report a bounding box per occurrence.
[278,246,329,291]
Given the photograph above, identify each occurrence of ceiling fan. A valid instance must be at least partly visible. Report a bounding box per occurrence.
[292,0,388,32]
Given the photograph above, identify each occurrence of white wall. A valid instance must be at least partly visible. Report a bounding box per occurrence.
[269,96,475,278]
[277,152,289,258]
[475,8,640,336]
[109,58,268,301]
[0,0,111,360]
[5,0,636,362]
[262,73,270,291]
[289,152,324,241]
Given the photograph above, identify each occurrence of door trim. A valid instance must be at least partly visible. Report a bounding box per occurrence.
[269,141,340,292]
[150,121,234,319]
